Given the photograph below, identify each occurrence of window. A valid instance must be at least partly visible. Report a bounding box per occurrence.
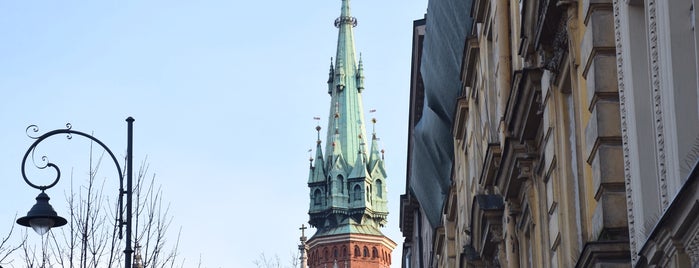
[372,247,378,258]
[353,185,362,201]
[375,180,383,198]
[363,247,369,257]
[314,189,323,205]
[354,246,361,257]
[337,175,344,193]
[333,248,338,258]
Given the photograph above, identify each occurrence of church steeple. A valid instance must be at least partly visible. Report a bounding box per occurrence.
[308,0,389,233]
[304,2,395,267]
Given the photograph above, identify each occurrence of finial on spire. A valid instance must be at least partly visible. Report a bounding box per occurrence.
[327,58,335,94]
[370,109,377,139]
[309,148,313,165]
[314,117,322,143]
[381,149,385,160]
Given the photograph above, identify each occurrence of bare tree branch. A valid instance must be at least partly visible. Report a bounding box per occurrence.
[14,150,184,268]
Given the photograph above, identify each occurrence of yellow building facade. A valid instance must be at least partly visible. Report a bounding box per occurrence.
[403,0,632,267]
[452,0,629,267]
[402,0,699,266]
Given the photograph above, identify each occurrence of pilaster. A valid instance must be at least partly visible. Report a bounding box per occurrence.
[580,0,630,265]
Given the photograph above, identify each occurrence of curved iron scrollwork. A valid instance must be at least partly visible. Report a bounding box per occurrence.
[21,123,124,192]
[20,123,128,242]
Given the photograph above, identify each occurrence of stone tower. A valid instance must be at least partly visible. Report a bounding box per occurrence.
[306,1,395,267]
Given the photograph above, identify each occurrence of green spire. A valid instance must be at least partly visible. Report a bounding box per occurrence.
[308,125,326,184]
[368,118,382,168]
[326,0,367,168]
[308,0,389,236]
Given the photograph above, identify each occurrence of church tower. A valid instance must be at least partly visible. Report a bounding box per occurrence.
[306,1,396,267]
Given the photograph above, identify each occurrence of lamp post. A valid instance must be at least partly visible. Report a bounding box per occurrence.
[16,117,135,268]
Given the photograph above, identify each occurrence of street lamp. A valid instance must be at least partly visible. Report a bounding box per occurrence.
[16,117,135,268]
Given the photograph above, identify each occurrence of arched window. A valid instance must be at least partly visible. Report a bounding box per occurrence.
[354,246,361,257]
[337,175,344,193]
[353,185,362,201]
[324,248,329,260]
[313,189,322,205]
[342,246,347,257]
[375,179,383,198]
[372,247,378,258]
[333,247,338,258]
[363,247,369,257]
[328,176,333,193]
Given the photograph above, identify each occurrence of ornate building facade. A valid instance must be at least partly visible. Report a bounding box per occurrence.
[402,0,699,267]
[305,0,396,267]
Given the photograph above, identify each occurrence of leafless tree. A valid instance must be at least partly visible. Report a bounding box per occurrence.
[0,215,25,267]
[253,251,299,268]
[17,146,182,268]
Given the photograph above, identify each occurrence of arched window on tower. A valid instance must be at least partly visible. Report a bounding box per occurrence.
[333,247,338,259]
[337,175,344,194]
[372,247,378,258]
[354,246,361,257]
[375,179,383,198]
[353,185,362,201]
[363,247,369,258]
[314,189,323,205]
[328,176,333,193]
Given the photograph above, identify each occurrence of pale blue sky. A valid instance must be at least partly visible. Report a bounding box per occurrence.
[0,1,427,267]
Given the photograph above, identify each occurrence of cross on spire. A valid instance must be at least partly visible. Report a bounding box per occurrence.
[300,224,308,238]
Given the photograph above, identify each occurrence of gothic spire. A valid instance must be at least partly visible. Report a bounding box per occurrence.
[308,0,389,239]
[326,0,368,168]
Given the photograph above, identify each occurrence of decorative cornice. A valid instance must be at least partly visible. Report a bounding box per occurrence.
[307,233,397,250]
[646,0,669,209]
[612,0,637,263]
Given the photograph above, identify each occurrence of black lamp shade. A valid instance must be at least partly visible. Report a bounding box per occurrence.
[17,192,67,235]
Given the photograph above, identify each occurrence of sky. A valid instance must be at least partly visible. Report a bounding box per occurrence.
[0,0,427,267]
